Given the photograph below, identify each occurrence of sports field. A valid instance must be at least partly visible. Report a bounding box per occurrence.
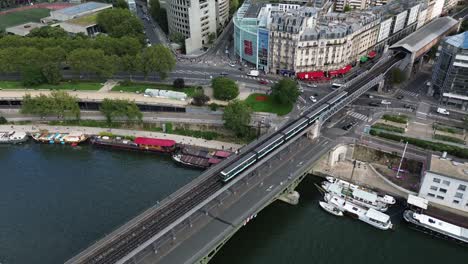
[0,8,50,29]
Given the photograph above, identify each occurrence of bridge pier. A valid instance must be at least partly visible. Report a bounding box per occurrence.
[376,79,385,93]
[307,121,320,140]
[278,190,300,205]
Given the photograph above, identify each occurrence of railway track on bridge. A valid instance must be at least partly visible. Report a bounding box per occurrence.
[67,52,404,264]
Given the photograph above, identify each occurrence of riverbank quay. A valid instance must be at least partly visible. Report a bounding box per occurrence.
[0,125,242,150]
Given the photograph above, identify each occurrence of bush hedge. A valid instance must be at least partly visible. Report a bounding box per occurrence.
[434,134,465,144]
[370,129,468,159]
[371,123,405,133]
[432,123,463,135]
[382,114,408,124]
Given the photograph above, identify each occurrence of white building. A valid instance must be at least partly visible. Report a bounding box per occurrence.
[167,0,229,54]
[419,155,468,213]
[50,1,112,21]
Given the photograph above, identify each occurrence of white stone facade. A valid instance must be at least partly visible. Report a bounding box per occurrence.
[419,171,468,213]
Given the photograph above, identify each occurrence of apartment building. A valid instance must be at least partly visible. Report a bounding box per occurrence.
[419,155,468,213]
[167,0,228,54]
[268,7,380,75]
[335,0,389,12]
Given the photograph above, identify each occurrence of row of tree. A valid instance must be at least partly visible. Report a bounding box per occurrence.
[20,91,143,123]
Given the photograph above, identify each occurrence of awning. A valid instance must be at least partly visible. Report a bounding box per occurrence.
[368,51,377,58]
[328,65,352,76]
[297,71,324,80]
[360,56,368,63]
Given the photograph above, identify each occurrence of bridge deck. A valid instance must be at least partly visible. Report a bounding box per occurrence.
[138,136,337,264]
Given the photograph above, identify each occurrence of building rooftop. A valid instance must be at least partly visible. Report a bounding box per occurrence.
[5,22,45,36]
[445,31,468,49]
[390,16,459,53]
[66,12,98,26]
[53,1,111,17]
[428,154,468,182]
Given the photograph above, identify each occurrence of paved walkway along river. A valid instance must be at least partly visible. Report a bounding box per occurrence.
[0,125,243,150]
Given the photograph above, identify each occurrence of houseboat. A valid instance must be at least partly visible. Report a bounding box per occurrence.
[0,131,28,144]
[90,136,176,153]
[172,146,232,169]
[32,131,87,145]
[326,193,393,230]
[403,210,468,245]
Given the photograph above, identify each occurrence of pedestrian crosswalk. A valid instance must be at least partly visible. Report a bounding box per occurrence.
[396,89,419,98]
[348,111,368,121]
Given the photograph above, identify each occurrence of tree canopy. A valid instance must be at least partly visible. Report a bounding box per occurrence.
[191,89,210,106]
[212,77,239,100]
[21,91,80,119]
[97,8,145,42]
[140,45,176,80]
[100,98,142,123]
[28,26,68,38]
[223,100,252,137]
[270,78,299,105]
[149,0,168,34]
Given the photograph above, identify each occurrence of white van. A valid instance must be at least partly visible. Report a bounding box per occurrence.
[437,108,449,115]
[247,70,259,77]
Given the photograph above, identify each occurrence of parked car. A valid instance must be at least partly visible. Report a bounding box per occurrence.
[342,124,353,131]
[367,94,374,99]
[219,72,229,76]
[404,104,415,110]
[437,107,450,115]
[309,96,317,103]
[258,80,268,85]
[229,63,236,67]
[307,84,317,88]
[397,95,404,99]
[369,102,380,107]
[381,100,391,105]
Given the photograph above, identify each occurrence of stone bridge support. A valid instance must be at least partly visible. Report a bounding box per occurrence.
[307,120,321,140]
[328,144,348,167]
[376,79,385,93]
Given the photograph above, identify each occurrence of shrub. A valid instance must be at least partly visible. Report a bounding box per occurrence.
[173,78,185,89]
[382,114,408,124]
[212,77,239,100]
[209,103,219,111]
[0,116,7,124]
[433,123,463,135]
[165,122,173,133]
[434,134,465,144]
[120,79,133,86]
[371,123,405,133]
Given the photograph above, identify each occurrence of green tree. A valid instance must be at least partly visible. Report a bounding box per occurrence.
[21,93,54,118]
[41,63,62,85]
[97,8,144,41]
[114,0,129,8]
[223,100,252,137]
[173,78,185,89]
[208,32,216,45]
[191,89,210,106]
[149,0,168,34]
[100,98,142,123]
[50,90,80,119]
[140,45,176,80]
[229,0,239,15]
[21,66,46,87]
[169,32,185,53]
[212,77,239,100]
[271,78,299,105]
[343,5,351,12]
[28,26,68,38]
[0,116,7,124]
[68,48,116,78]
[119,54,141,81]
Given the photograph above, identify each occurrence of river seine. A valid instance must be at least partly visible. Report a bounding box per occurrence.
[1,144,467,264]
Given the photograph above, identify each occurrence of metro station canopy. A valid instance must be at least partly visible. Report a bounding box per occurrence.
[390,17,459,58]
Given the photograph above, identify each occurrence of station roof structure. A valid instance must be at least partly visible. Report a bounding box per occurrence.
[5,22,45,36]
[390,17,459,56]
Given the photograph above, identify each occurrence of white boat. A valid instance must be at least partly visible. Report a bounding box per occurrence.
[319,201,344,217]
[0,131,28,144]
[325,193,393,230]
[325,177,396,205]
[403,210,468,245]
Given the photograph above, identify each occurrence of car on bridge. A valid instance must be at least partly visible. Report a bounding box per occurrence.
[381,100,391,105]
[309,96,317,103]
[369,102,380,107]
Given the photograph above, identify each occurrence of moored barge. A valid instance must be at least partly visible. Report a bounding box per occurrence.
[172,147,232,169]
[0,131,28,144]
[90,136,176,153]
[403,210,468,245]
[32,131,88,145]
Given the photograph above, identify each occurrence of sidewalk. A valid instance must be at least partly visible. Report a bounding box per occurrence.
[0,125,243,150]
[97,80,119,93]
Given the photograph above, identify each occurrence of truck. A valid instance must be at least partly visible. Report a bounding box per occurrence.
[437,108,449,115]
[247,70,259,77]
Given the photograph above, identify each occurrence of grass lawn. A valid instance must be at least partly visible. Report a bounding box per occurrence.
[244,93,292,116]
[0,81,102,90]
[0,8,50,29]
[112,82,198,97]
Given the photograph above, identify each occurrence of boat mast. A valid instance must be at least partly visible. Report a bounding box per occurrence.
[396,141,408,179]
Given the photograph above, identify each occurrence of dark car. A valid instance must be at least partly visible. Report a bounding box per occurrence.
[219,72,229,76]
[397,95,404,99]
[342,124,353,131]
[404,104,416,110]
[369,102,380,107]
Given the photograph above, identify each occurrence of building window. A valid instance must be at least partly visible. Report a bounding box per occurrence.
[439,188,447,193]
[458,184,466,191]
[436,195,444,200]
[442,180,450,186]
[453,200,460,204]
[427,193,435,197]
[430,186,437,191]
[455,192,464,199]
[433,178,441,183]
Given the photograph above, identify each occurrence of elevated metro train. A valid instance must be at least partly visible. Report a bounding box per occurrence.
[220,91,348,182]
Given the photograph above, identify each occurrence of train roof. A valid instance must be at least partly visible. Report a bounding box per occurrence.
[255,133,284,152]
